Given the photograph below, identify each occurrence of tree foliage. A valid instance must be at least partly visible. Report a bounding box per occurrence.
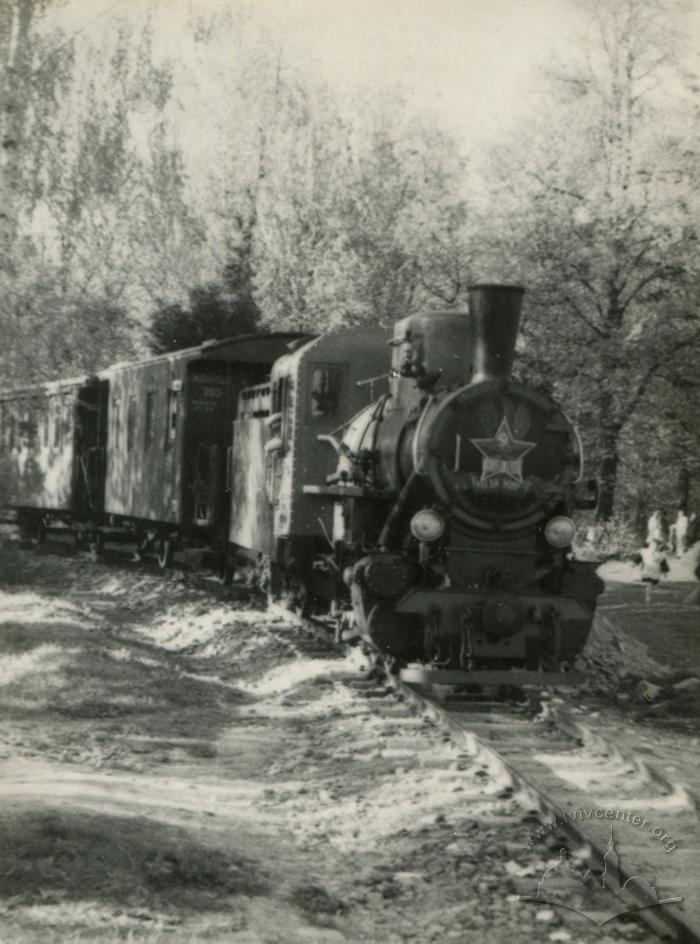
[251,89,472,331]
[0,5,201,382]
[1,0,698,526]
[475,0,700,521]
[149,283,260,354]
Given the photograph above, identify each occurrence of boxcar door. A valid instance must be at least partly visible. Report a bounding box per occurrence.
[184,365,232,529]
[73,380,109,520]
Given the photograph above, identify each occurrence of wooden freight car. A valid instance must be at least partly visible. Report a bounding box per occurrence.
[0,375,108,544]
[0,333,306,563]
[101,333,306,566]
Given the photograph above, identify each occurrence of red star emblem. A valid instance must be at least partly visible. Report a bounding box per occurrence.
[470,416,536,483]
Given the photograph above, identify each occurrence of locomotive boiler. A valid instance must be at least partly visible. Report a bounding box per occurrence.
[324,284,602,673]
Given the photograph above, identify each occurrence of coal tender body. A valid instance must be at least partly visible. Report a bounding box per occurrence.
[317,285,602,674]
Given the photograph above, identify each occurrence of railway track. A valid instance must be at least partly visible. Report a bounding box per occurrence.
[358,665,699,943]
[280,608,699,941]
[7,531,698,940]
[59,551,700,943]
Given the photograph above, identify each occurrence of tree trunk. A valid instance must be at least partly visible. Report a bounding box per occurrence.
[0,1,38,275]
[596,450,619,522]
[634,496,648,540]
[595,391,621,523]
[678,466,689,515]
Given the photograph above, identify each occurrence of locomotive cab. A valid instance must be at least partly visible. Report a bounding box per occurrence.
[229,325,391,602]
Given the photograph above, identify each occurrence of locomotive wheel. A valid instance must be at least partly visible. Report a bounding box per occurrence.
[157,538,174,570]
[18,514,45,546]
[367,601,421,661]
[28,517,47,548]
[267,561,284,603]
[217,551,235,586]
[87,531,104,562]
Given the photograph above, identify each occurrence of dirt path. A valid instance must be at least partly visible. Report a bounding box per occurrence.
[0,535,658,943]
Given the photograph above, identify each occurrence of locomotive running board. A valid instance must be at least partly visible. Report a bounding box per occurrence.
[399,667,585,689]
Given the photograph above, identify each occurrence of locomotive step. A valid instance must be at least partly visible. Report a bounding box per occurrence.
[438,699,524,713]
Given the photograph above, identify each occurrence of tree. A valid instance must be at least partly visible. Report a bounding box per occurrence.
[477,0,700,522]
[0,0,57,277]
[149,282,260,353]
[252,85,473,331]
[3,262,139,383]
[0,9,201,382]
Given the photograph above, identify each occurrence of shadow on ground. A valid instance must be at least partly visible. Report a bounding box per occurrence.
[0,806,267,910]
[599,580,700,675]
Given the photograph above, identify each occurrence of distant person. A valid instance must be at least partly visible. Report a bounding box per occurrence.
[646,509,669,547]
[635,539,670,604]
[669,509,690,558]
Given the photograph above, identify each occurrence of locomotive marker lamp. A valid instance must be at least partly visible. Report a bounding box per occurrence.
[410,508,445,542]
[544,516,576,548]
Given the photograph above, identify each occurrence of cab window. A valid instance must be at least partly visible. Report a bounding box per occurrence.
[144,390,157,449]
[52,398,62,449]
[112,396,121,448]
[20,400,32,448]
[309,365,344,420]
[126,396,137,452]
[272,376,286,415]
[62,394,72,441]
[27,398,40,447]
[41,399,49,447]
[166,388,180,447]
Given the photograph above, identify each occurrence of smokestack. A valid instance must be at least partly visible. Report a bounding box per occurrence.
[468,283,524,383]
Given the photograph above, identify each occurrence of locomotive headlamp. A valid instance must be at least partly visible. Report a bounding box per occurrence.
[410,509,445,542]
[544,516,576,548]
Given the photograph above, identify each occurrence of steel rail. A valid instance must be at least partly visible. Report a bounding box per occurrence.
[383,672,700,944]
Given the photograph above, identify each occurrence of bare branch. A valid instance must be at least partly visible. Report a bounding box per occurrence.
[524,168,585,202]
[30,0,126,78]
[573,273,607,321]
[621,264,685,310]
[625,327,700,419]
[562,293,609,339]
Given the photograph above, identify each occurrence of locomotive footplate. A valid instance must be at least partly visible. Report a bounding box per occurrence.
[395,589,589,622]
[394,588,592,665]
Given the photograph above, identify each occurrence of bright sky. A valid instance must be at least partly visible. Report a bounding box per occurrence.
[55,0,700,147]
[251,0,582,137]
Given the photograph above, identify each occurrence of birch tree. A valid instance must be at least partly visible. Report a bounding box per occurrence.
[0,10,194,381]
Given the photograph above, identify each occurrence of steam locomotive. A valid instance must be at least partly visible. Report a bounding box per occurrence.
[0,284,602,677]
[236,283,602,674]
